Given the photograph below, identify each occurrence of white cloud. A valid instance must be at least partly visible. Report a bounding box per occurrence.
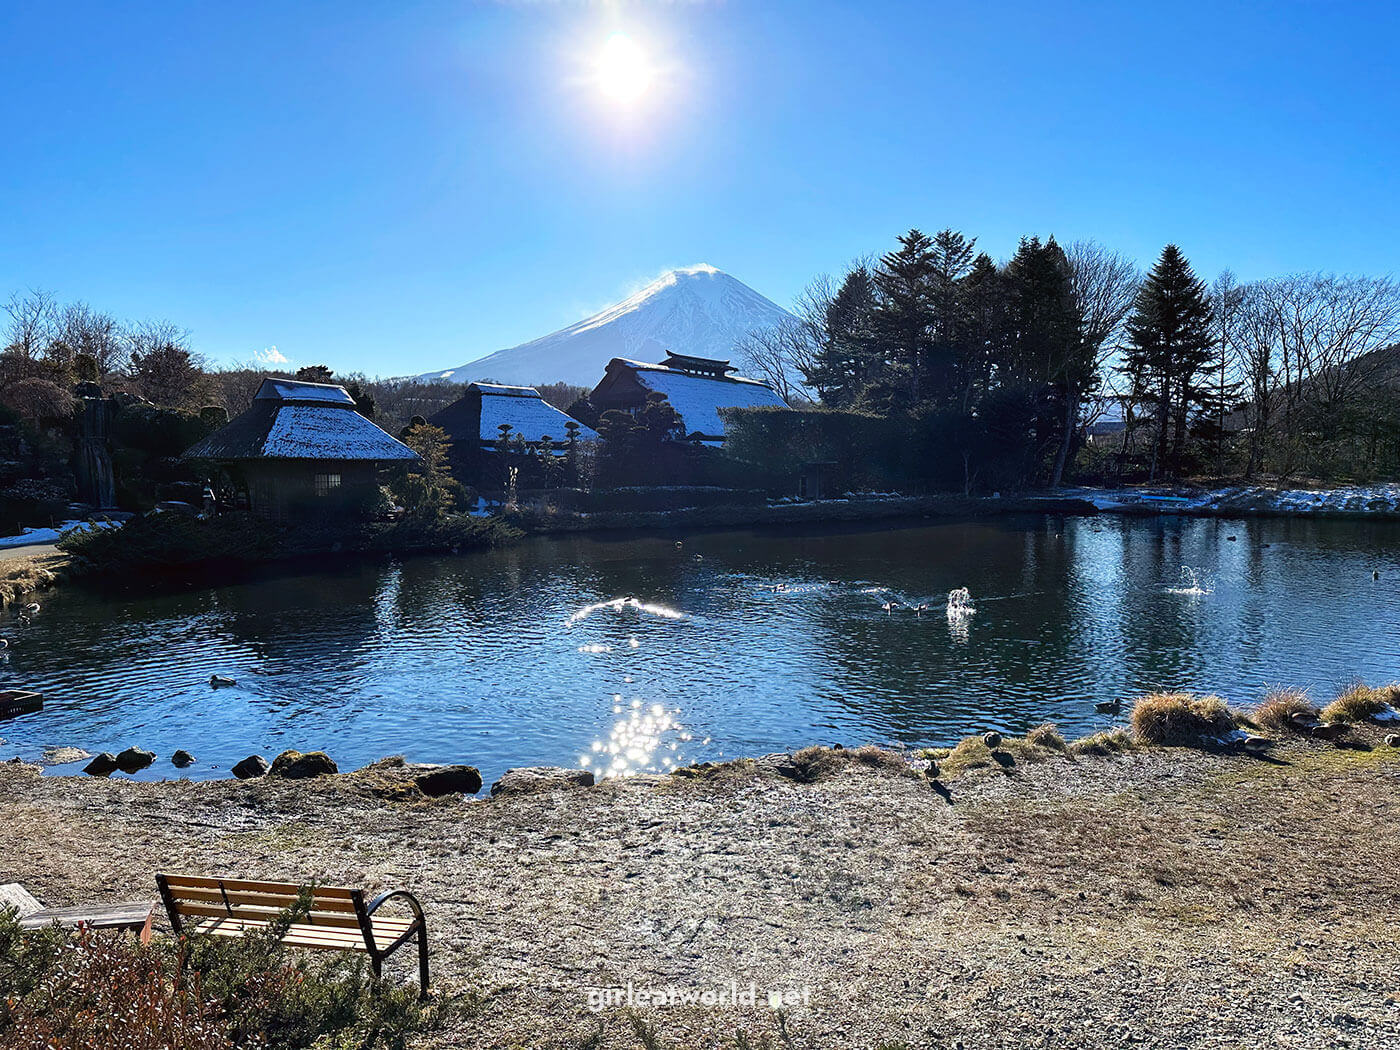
[253,346,289,365]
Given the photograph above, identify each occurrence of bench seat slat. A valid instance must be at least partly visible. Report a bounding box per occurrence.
[166,886,360,913]
[173,901,366,929]
[159,875,359,900]
[192,915,416,952]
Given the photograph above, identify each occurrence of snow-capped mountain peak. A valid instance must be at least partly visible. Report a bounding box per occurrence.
[412,266,793,387]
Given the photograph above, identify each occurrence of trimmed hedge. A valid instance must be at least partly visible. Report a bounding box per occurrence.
[58,510,519,576]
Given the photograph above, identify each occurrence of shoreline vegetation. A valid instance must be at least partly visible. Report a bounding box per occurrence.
[3,688,1399,1047]
[0,481,1393,608]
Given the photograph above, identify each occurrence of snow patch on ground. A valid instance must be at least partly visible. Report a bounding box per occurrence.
[0,519,121,549]
[1066,484,1400,516]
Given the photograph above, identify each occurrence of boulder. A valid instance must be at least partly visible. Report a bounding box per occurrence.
[171,750,196,768]
[115,747,156,773]
[41,746,91,767]
[414,764,483,797]
[490,766,595,798]
[231,755,269,780]
[269,750,338,779]
[84,752,119,777]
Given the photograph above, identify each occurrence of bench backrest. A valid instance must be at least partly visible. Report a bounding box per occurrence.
[156,874,372,945]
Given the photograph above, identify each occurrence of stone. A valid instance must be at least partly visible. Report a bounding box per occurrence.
[490,766,596,798]
[171,750,196,768]
[269,750,338,779]
[84,752,119,777]
[41,746,91,766]
[414,764,484,797]
[231,755,269,780]
[0,883,43,918]
[115,747,156,773]
[983,731,1003,749]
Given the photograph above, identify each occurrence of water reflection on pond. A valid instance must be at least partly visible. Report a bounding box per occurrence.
[2,514,1398,783]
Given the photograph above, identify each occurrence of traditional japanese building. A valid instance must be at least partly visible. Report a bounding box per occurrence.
[587,352,789,445]
[427,382,598,481]
[183,379,420,519]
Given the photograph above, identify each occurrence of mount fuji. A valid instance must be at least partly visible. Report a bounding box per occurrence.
[412,265,794,387]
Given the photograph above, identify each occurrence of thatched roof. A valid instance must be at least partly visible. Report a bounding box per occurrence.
[429,383,598,447]
[594,358,788,440]
[183,379,420,463]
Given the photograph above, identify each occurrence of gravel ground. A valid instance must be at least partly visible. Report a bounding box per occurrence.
[1,737,1398,1049]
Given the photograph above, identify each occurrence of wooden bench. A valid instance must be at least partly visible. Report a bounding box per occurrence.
[156,874,430,999]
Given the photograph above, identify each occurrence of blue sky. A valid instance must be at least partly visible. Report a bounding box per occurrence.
[2,1,1396,376]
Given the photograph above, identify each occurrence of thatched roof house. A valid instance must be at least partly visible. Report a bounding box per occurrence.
[589,353,788,444]
[184,379,419,519]
[428,383,597,481]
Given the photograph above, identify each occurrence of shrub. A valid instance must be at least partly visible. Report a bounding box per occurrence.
[1253,688,1320,733]
[1322,682,1400,724]
[1130,692,1236,747]
[1025,723,1067,751]
[0,904,459,1050]
[59,510,519,577]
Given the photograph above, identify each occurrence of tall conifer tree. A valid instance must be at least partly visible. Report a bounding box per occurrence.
[1125,245,1216,478]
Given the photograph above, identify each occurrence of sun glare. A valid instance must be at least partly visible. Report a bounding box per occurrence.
[595,31,652,106]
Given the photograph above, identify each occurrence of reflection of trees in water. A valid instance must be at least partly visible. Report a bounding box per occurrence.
[804,519,1094,744]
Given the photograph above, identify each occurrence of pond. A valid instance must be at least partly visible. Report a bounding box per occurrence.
[2,514,1399,783]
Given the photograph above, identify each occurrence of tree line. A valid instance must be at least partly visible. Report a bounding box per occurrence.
[739,231,1400,484]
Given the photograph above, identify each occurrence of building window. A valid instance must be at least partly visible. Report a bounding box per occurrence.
[314,473,342,496]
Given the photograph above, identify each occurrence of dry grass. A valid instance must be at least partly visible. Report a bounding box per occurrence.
[0,554,67,610]
[1130,692,1236,747]
[850,744,909,775]
[1025,723,1068,752]
[776,745,912,784]
[1068,729,1134,756]
[1252,689,1321,733]
[1321,682,1400,724]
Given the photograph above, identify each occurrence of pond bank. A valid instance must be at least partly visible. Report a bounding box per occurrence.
[2,736,1397,1048]
[0,550,70,610]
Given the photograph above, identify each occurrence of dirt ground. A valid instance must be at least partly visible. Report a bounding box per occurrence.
[1,737,1398,1050]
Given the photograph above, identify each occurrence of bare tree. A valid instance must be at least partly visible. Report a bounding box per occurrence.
[126,319,209,408]
[1232,274,1400,476]
[734,273,841,405]
[3,289,59,360]
[53,301,127,378]
[1055,241,1140,486]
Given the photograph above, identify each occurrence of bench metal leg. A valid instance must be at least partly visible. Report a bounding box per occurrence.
[416,921,430,1001]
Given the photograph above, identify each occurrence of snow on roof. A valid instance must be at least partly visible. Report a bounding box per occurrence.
[184,396,419,462]
[619,360,788,438]
[474,383,597,444]
[254,378,356,405]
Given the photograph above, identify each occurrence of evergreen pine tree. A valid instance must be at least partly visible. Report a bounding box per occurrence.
[958,253,1011,410]
[1003,236,1085,485]
[1125,245,1216,478]
[805,265,880,408]
[872,229,938,405]
[926,229,977,406]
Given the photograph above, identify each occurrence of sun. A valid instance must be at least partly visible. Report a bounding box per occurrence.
[594,31,652,106]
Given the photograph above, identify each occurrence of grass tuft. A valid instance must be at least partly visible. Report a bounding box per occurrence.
[1068,729,1135,756]
[1253,688,1320,733]
[1025,723,1068,751]
[1321,682,1400,724]
[1130,692,1236,747]
[851,744,910,774]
